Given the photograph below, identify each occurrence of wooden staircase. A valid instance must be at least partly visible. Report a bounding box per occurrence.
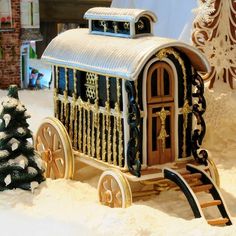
[163,164,232,226]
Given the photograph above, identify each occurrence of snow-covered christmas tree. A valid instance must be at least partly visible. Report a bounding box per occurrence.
[0,85,45,191]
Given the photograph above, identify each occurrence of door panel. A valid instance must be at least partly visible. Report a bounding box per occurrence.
[147,103,174,165]
[147,62,175,165]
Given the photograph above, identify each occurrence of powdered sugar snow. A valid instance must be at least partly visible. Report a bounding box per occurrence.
[0,84,235,235]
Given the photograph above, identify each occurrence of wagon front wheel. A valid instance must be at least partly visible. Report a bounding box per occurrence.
[98,169,132,208]
[35,117,74,179]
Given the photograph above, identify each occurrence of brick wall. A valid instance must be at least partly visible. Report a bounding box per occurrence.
[0,0,21,89]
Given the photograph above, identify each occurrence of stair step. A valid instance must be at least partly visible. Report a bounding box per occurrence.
[207,218,229,226]
[192,184,213,193]
[200,200,222,208]
[178,170,191,175]
[182,173,202,180]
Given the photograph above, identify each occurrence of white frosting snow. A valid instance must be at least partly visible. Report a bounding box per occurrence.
[8,155,28,169]
[4,174,11,186]
[17,127,25,135]
[0,150,9,158]
[3,114,11,127]
[2,97,18,109]
[0,132,7,140]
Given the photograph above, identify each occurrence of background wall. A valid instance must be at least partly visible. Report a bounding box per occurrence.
[111,0,197,42]
[0,0,21,89]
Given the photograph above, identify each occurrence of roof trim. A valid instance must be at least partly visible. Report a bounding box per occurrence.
[42,29,210,80]
[84,7,157,23]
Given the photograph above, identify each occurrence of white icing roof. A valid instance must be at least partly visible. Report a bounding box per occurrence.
[42,28,210,80]
[84,7,157,23]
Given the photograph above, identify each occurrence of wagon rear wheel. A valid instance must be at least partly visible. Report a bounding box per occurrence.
[35,117,74,179]
[98,169,132,208]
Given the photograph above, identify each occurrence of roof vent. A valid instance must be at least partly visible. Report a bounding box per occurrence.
[84,7,157,38]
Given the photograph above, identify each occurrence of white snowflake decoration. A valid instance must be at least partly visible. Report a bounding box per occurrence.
[8,155,28,169]
[2,97,18,109]
[0,105,3,115]
[192,0,215,23]
[11,142,19,151]
[0,150,9,158]
[8,138,20,146]
[0,119,2,126]
[16,103,26,112]
[27,167,37,175]
[0,132,7,140]
[24,112,31,119]
[26,141,33,148]
[17,127,25,135]
[3,114,11,127]
[4,174,11,186]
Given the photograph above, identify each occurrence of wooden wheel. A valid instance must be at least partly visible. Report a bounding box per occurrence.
[98,169,132,208]
[207,158,220,187]
[35,117,74,179]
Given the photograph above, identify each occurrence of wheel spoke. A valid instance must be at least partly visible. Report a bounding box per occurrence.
[55,158,64,176]
[52,134,59,151]
[44,127,53,148]
[111,178,118,191]
[114,192,122,208]
[46,163,51,177]
[40,151,48,161]
[103,178,111,191]
[36,142,45,152]
[51,161,62,178]
[53,149,63,160]
[37,128,49,149]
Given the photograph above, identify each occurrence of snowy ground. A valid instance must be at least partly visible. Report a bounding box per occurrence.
[0,81,236,235]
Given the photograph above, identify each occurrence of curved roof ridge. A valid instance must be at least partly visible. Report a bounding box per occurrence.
[84,7,157,23]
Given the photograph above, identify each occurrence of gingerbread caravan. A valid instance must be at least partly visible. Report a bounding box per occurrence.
[36,8,232,226]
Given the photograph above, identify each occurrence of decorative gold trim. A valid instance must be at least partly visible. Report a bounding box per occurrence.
[207,158,220,187]
[156,48,189,157]
[78,98,82,151]
[156,107,170,152]
[181,100,192,157]
[87,100,91,156]
[102,112,106,162]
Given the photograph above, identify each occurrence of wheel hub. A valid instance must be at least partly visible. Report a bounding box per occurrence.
[45,149,53,164]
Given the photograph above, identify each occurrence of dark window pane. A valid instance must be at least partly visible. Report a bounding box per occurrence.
[110,77,117,109]
[68,68,74,97]
[152,117,157,151]
[163,69,170,96]
[135,17,151,34]
[98,75,107,107]
[58,67,65,95]
[151,69,158,97]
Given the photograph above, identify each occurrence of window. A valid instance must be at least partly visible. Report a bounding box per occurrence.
[0,0,12,29]
[21,0,40,28]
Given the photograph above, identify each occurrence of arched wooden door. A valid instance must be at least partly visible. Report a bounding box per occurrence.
[147,61,175,165]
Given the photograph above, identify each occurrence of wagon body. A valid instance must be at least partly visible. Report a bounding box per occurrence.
[41,8,210,181]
